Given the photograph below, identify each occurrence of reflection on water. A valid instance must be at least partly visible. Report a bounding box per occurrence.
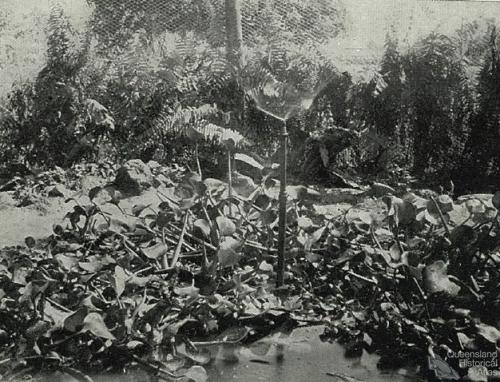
[17,326,423,382]
[206,326,422,382]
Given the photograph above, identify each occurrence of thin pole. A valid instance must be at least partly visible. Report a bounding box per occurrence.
[225,0,241,219]
[228,150,233,216]
[277,120,288,287]
[225,0,243,69]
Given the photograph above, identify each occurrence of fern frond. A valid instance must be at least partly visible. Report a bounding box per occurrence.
[194,122,250,148]
[137,103,249,149]
[143,102,249,149]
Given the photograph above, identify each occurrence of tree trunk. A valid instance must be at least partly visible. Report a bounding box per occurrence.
[225,0,243,69]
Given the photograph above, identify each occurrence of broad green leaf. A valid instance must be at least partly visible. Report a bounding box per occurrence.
[346,209,373,225]
[83,312,116,340]
[404,192,428,210]
[175,172,205,199]
[232,173,257,198]
[450,225,476,248]
[304,227,325,251]
[448,204,471,226]
[424,209,440,225]
[165,318,196,337]
[436,194,454,213]
[25,321,51,341]
[286,185,308,201]
[297,216,313,229]
[216,216,236,237]
[174,283,200,298]
[389,243,401,262]
[203,178,226,193]
[465,199,486,214]
[493,191,500,210]
[384,196,415,227]
[127,340,145,350]
[12,267,30,285]
[132,204,150,217]
[313,204,347,219]
[259,261,274,272]
[260,209,278,226]
[88,186,102,201]
[305,252,321,263]
[43,302,68,328]
[254,194,271,210]
[64,307,88,332]
[194,219,211,237]
[79,258,104,273]
[55,253,79,272]
[25,236,36,248]
[319,144,329,167]
[184,365,208,382]
[218,238,242,268]
[128,274,151,287]
[427,354,460,380]
[106,218,133,233]
[181,348,211,366]
[216,326,250,342]
[156,211,171,228]
[113,266,128,297]
[467,366,488,382]
[423,261,460,296]
[143,242,167,259]
[475,323,500,344]
[179,196,198,210]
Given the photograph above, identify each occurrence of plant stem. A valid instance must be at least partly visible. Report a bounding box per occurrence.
[161,227,169,269]
[195,143,202,178]
[170,213,189,267]
[168,223,218,251]
[430,196,451,237]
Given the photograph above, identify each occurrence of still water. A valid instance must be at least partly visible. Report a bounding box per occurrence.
[204,325,421,382]
[80,326,421,382]
[25,326,422,382]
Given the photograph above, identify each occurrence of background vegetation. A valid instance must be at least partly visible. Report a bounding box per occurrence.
[1,0,499,191]
[1,3,500,381]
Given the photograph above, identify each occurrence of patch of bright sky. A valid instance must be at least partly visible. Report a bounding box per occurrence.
[329,0,500,79]
[2,0,91,30]
[6,0,500,49]
[2,0,500,84]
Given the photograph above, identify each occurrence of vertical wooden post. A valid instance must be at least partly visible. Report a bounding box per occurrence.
[225,0,243,69]
[227,150,233,216]
[225,0,242,219]
[276,120,288,287]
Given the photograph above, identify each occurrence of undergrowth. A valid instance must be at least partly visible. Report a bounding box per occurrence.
[0,159,499,381]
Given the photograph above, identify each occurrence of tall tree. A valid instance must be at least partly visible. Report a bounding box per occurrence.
[86,0,344,50]
[464,26,500,190]
[404,33,471,179]
[375,32,404,139]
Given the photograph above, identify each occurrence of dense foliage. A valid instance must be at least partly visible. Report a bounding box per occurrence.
[2,3,500,381]
[361,23,500,192]
[1,3,499,192]
[1,160,500,381]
